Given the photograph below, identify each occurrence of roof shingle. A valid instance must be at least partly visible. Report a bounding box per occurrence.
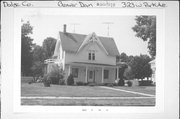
[58,32,120,56]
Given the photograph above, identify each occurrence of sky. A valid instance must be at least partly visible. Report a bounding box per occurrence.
[23,14,149,56]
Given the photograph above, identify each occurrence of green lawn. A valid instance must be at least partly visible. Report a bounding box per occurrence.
[21,98,155,106]
[21,83,152,97]
[21,81,155,106]
[114,86,155,95]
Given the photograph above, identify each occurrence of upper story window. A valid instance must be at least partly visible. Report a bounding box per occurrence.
[88,52,91,60]
[88,50,95,60]
[92,53,95,60]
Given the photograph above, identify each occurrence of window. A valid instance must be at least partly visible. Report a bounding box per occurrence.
[92,53,95,60]
[104,70,109,79]
[88,50,95,60]
[72,68,78,78]
[88,53,91,60]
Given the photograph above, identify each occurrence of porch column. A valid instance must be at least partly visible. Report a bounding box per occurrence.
[68,65,71,76]
[102,67,104,83]
[85,66,88,83]
[116,67,119,80]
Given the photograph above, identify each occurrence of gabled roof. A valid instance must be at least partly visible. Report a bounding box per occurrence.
[55,32,120,57]
[77,32,109,55]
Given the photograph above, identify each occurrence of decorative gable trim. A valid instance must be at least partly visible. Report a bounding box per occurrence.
[77,32,109,55]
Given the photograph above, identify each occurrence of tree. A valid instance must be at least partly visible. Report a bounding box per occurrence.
[31,61,44,80]
[124,66,134,80]
[32,45,45,62]
[31,45,46,79]
[117,52,128,62]
[129,54,152,80]
[21,21,34,76]
[142,64,152,79]
[117,53,135,81]
[42,37,57,59]
[132,16,156,58]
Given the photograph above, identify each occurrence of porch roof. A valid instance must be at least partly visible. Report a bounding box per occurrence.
[69,62,122,68]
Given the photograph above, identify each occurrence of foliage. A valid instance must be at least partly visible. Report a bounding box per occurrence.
[59,79,65,85]
[119,64,128,80]
[42,74,51,87]
[106,83,114,87]
[67,74,74,85]
[30,37,57,78]
[43,81,51,87]
[98,83,106,86]
[21,21,34,76]
[48,64,64,78]
[127,81,132,87]
[42,37,57,59]
[76,81,86,86]
[141,64,152,79]
[48,64,64,85]
[88,82,96,86]
[117,53,134,80]
[129,54,152,80]
[31,45,46,80]
[123,66,134,80]
[21,21,33,36]
[132,16,156,58]
[139,80,153,86]
[31,61,44,78]
[117,53,152,81]
[118,79,125,86]
[32,45,46,62]
[116,52,129,62]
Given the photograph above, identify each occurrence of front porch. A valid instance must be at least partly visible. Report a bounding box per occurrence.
[64,62,122,84]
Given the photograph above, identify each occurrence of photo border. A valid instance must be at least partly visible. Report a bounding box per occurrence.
[13,8,164,113]
[1,1,179,119]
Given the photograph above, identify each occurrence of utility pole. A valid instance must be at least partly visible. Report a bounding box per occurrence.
[102,22,113,36]
[71,23,80,33]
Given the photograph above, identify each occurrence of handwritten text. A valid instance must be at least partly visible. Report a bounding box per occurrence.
[58,1,93,8]
[3,1,33,8]
[121,2,166,8]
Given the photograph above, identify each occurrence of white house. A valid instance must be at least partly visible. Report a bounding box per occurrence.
[45,24,124,84]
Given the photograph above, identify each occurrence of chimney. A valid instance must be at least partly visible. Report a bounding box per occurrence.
[63,24,66,33]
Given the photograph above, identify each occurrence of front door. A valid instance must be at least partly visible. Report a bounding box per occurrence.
[88,70,95,83]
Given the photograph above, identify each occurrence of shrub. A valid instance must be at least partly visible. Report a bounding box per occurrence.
[98,83,106,86]
[47,65,64,85]
[50,77,59,84]
[28,81,32,84]
[107,83,114,87]
[113,83,118,86]
[42,75,51,87]
[88,83,96,86]
[76,81,85,86]
[67,74,74,85]
[118,79,125,86]
[59,79,65,85]
[127,81,132,87]
[139,80,153,86]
